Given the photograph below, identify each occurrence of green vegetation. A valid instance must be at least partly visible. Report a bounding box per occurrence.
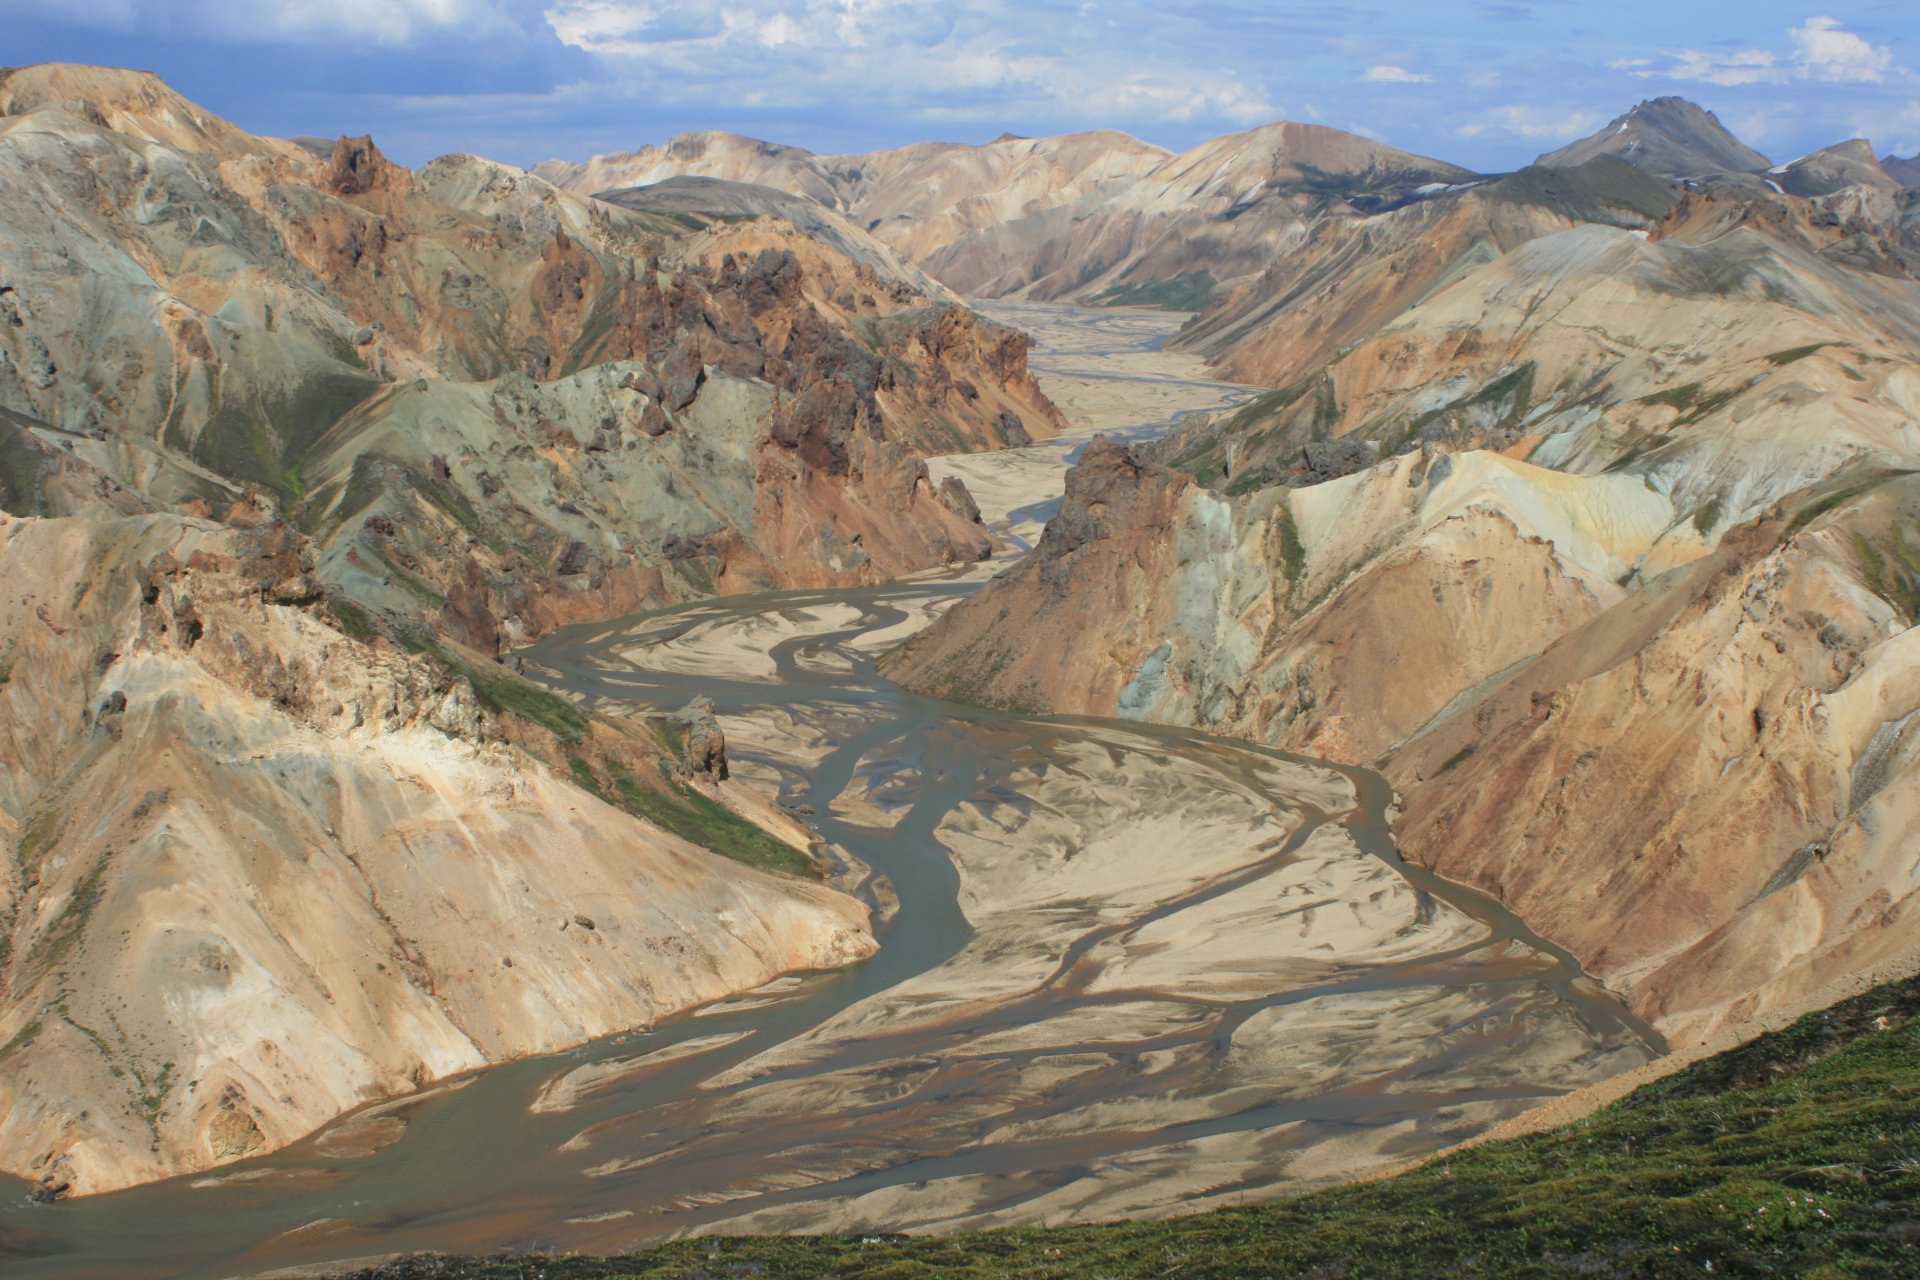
[327,594,378,640]
[391,623,592,742]
[191,367,381,506]
[370,546,448,606]
[1786,485,1865,535]
[139,1060,176,1129]
[567,755,609,801]
[404,463,486,539]
[1767,342,1831,367]
[1394,362,1536,453]
[457,655,591,742]
[1436,742,1478,775]
[323,328,372,371]
[1693,496,1724,536]
[26,855,109,983]
[332,974,1920,1279]
[1091,272,1217,312]
[604,759,816,879]
[558,293,622,378]
[1276,503,1307,597]
[320,452,395,535]
[1165,371,1340,489]
[1852,528,1920,620]
[0,410,54,516]
[0,1018,43,1069]
[1637,382,1701,413]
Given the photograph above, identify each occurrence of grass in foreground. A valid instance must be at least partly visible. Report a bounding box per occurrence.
[331,976,1920,1279]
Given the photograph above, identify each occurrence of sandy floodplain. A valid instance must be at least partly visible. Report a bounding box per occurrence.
[0,305,1659,1280]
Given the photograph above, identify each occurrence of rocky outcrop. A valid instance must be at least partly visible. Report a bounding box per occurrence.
[0,513,872,1196]
[891,167,1920,1046]
[1389,480,1920,1043]
[0,64,1062,651]
[677,695,730,780]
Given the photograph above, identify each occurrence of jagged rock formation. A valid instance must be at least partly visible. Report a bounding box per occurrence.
[537,123,1472,309]
[1535,97,1771,178]
[889,114,1920,1046]
[0,62,1070,1196]
[0,63,1063,651]
[0,508,871,1196]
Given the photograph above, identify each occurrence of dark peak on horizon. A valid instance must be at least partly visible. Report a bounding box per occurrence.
[1536,94,1770,180]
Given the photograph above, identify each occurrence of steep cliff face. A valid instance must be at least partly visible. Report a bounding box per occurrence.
[1389,479,1920,1044]
[886,441,1680,761]
[890,173,1920,1043]
[0,63,1074,1198]
[0,64,1063,649]
[0,510,872,1198]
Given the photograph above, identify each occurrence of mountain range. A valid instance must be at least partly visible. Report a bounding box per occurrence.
[4,59,1920,1214]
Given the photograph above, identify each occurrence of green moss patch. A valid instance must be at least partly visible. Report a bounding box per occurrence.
[1091,272,1217,312]
[606,760,815,878]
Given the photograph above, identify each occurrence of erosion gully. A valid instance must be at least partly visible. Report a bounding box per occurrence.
[0,305,1663,1279]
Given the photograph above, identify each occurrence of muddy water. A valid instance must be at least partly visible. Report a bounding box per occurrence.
[0,306,1662,1278]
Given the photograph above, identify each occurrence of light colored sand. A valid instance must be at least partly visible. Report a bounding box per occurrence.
[930,303,1252,550]
[532,1033,755,1114]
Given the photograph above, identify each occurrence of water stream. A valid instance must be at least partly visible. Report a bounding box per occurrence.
[0,306,1663,1279]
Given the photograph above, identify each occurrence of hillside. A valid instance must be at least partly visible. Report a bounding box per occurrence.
[537,123,1471,307]
[0,62,1064,1197]
[328,972,1920,1279]
[889,135,1920,1046]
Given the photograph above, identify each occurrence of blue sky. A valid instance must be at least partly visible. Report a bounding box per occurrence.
[3,2,1917,171]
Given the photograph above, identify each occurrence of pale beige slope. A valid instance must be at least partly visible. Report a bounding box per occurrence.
[1389,480,1920,1044]
[887,439,1695,763]
[0,513,871,1197]
[1173,220,1920,540]
[537,121,1471,304]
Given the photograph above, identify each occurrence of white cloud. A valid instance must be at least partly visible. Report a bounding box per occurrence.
[1658,47,1783,87]
[1363,65,1430,84]
[1455,104,1602,140]
[0,0,513,43]
[1632,16,1905,89]
[242,0,512,43]
[1791,15,1896,84]
[540,0,1282,128]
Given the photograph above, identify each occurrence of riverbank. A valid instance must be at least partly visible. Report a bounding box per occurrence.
[0,305,1655,1279]
[320,971,1920,1279]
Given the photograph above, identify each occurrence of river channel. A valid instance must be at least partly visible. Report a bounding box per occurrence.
[0,305,1663,1278]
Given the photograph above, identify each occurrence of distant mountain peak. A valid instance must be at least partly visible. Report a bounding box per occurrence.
[1881,151,1920,190]
[1535,97,1769,178]
[1773,138,1902,197]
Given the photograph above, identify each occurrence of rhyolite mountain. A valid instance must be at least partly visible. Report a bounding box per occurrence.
[889,97,1920,1051]
[537,123,1475,310]
[7,59,1920,1211]
[1535,96,1772,178]
[0,61,1063,1198]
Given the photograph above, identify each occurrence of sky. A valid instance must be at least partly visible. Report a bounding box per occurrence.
[3,2,1918,172]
